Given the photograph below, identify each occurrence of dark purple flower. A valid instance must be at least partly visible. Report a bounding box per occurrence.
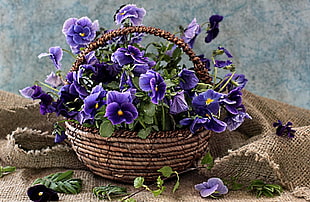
[225,109,251,131]
[195,178,228,198]
[221,88,243,115]
[217,73,248,92]
[19,85,55,115]
[182,18,201,48]
[180,116,226,133]
[179,69,199,90]
[54,131,67,143]
[139,70,166,104]
[273,120,296,138]
[54,84,82,119]
[170,91,189,114]
[112,45,146,66]
[79,85,106,123]
[198,55,211,71]
[105,91,138,125]
[27,184,59,202]
[38,46,63,69]
[114,4,146,26]
[45,72,64,88]
[214,60,233,68]
[205,15,223,43]
[218,46,233,58]
[192,89,223,116]
[180,117,208,133]
[62,17,99,52]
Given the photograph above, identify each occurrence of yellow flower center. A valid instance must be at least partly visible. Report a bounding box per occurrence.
[120,11,126,15]
[117,110,124,116]
[205,98,214,105]
[95,103,99,109]
[79,32,85,37]
[155,86,158,91]
[38,192,43,196]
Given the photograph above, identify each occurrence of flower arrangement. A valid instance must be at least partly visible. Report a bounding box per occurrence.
[20,4,250,141]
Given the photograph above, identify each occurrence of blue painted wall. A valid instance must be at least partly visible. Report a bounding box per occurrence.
[0,0,309,109]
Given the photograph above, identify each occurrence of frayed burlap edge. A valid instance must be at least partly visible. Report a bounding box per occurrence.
[0,127,86,169]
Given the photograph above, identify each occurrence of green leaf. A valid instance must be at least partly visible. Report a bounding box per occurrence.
[134,177,144,188]
[201,152,214,170]
[0,166,16,178]
[99,120,114,137]
[32,170,82,194]
[157,166,174,178]
[172,180,180,193]
[93,184,127,200]
[137,127,152,139]
[151,188,165,197]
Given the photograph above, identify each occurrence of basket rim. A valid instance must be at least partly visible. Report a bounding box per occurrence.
[65,120,210,139]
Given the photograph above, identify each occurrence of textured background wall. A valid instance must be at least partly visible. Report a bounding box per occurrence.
[0,0,309,109]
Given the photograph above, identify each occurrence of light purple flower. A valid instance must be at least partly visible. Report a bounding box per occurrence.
[38,46,63,69]
[225,109,251,131]
[62,17,99,52]
[170,91,189,114]
[195,178,228,198]
[45,72,64,88]
[179,69,199,90]
[182,18,201,48]
[114,4,146,26]
[139,70,166,104]
[112,45,146,66]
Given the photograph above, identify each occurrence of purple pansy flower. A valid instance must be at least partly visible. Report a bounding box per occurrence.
[114,4,146,26]
[180,117,208,133]
[45,72,64,88]
[195,178,228,198]
[221,88,243,115]
[105,91,138,125]
[225,108,251,131]
[217,73,248,92]
[38,46,63,69]
[79,85,107,124]
[214,60,233,68]
[62,17,99,53]
[182,18,201,48]
[19,85,55,115]
[192,89,223,116]
[179,69,199,90]
[139,70,166,104]
[27,184,59,202]
[112,45,146,66]
[218,46,233,58]
[273,120,296,138]
[205,15,223,43]
[170,91,189,114]
[54,131,67,143]
[180,116,227,133]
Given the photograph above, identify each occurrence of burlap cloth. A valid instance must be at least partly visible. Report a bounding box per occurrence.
[0,89,309,201]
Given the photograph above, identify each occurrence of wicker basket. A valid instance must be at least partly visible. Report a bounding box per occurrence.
[65,26,213,183]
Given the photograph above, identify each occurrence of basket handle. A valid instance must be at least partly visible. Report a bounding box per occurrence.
[71,26,212,84]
